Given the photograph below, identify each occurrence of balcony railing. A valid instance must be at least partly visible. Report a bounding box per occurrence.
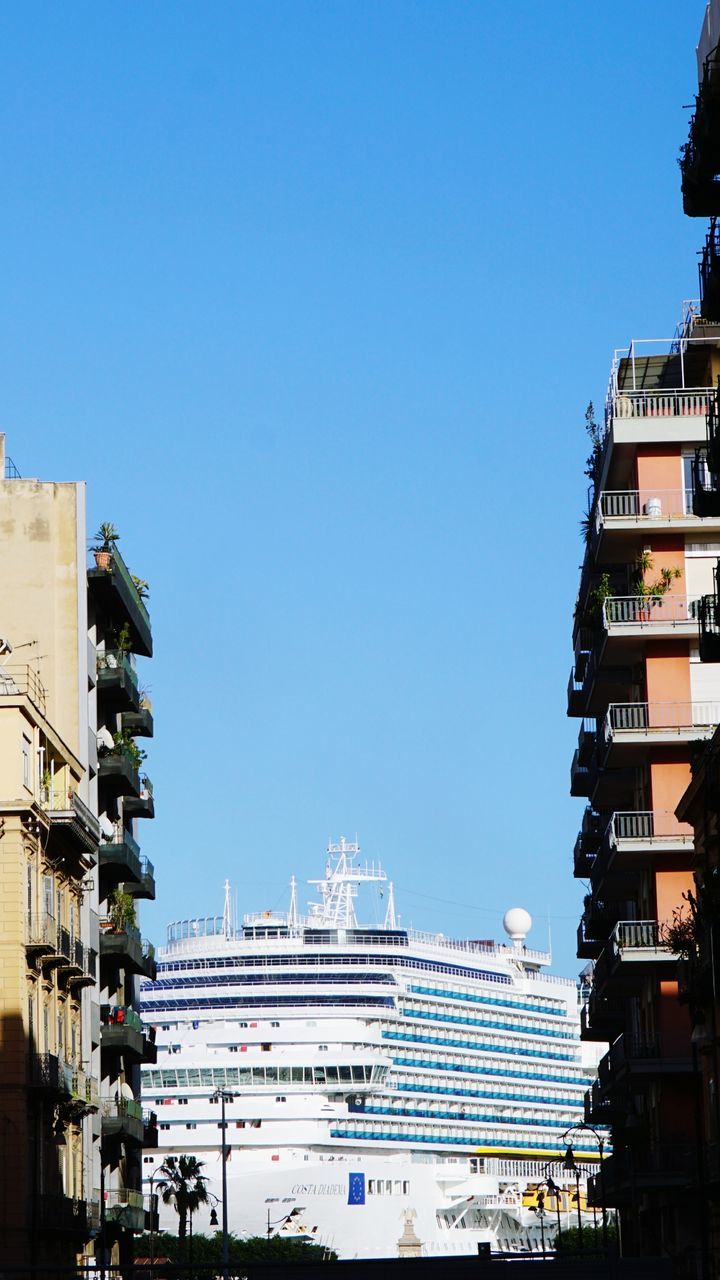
[603,595,699,627]
[609,388,714,421]
[609,811,694,844]
[0,663,47,716]
[613,919,675,954]
[604,700,720,739]
[597,489,694,522]
[26,912,57,953]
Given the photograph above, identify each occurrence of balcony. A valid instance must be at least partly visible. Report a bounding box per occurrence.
[99,826,143,888]
[602,595,700,643]
[36,1194,90,1236]
[124,774,154,820]
[593,488,717,553]
[98,750,141,800]
[130,855,156,901]
[608,1034,692,1082]
[88,546,152,657]
[0,662,47,717]
[101,1005,157,1063]
[700,221,720,321]
[100,1097,145,1146]
[588,1145,693,1205]
[38,788,100,866]
[693,449,720,514]
[601,701,720,763]
[104,1188,149,1233]
[144,1109,159,1148]
[573,807,608,878]
[96,651,141,712]
[593,921,679,1000]
[25,912,58,961]
[59,937,97,991]
[570,719,602,797]
[29,1053,73,1096]
[99,923,144,972]
[681,46,720,217]
[121,706,154,738]
[700,593,720,662]
[581,988,623,1042]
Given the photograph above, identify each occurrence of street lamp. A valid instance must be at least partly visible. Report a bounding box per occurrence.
[211,1088,238,1280]
[561,1121,608,1253]
[146,1165,162,1280]
[562,1145,583,1250]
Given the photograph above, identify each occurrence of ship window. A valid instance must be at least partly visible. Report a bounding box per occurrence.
[266,1067,278,1083]
[240,1022,248,1028]
[278,1067,290,1082]
[186,1123,197,1129]
[351,1067,364,1082]
[304,1068,313,1083]
[385,1181,392,1194]
[314,1069,326,1084]
[261,1043,271,1052]
[271,1021,280,1027]
[179,1098,188,1105]
[403,1182,410,1194]
[160,1123,170,1130]
[236,1121,245,1128]
[368,1180,375,1194]
[229,1046,238,1053]
[318,1044,328,1051]
[292,1068,304,1082]
[325,1067,338,1082]
[376,1182,384,1196]
[275,1096,286,1103]
[339,1067,352,1082]
[393,1181,402,1195]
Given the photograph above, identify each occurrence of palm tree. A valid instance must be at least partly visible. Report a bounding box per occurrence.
[156,1154,210,1245]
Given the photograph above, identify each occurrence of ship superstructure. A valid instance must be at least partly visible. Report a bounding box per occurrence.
[140,841,600,1257]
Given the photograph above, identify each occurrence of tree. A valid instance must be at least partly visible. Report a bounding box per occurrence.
[155,1155,210,1244]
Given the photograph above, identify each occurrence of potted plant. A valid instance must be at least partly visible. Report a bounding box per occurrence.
[92,522,119,571]
[107,888,137,934]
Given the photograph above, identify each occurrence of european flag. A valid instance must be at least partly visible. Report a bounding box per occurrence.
[348,1172,365,1205]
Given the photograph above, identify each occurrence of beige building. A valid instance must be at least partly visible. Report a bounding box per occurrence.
[0,435,157,1270]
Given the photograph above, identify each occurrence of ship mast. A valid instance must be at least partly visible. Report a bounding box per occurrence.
[306,836,387,928]
[221,878,232,939]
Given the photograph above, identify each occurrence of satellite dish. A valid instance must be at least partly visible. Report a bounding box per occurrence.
[0,638,13,656]
[120,1081,135,1101]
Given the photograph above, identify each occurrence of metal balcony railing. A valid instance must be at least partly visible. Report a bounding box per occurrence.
[603,595,699,627]
[0,663,47,715]
[597,489,694,521]
[610,388,714,421]
[26,912,57,950]
[605,701,720,735]
[613,920,673,952]
[607,811,694,844]
[97,649,138,690]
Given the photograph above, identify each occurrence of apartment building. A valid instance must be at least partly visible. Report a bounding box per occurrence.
[568,313,720,1261]
[0,436,157,1270]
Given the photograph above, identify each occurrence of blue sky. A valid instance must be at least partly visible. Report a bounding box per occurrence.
[0,1,705,976]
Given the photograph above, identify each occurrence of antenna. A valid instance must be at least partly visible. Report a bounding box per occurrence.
[222,879,232,939]
[384,882,397,930]
[288,875,298,929]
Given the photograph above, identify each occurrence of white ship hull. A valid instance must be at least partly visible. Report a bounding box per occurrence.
[141,843,603,1259]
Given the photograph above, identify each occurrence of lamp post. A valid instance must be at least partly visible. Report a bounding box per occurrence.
[544,1173,563,1251]
[561,1121,608,1252]
[212,1088,237,1280]
[530,1190,546,1256]
[147,1166,160,1280]
[562,1145,583,1251]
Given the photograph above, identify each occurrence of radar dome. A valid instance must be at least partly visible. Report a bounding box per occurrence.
[503,907,532,942]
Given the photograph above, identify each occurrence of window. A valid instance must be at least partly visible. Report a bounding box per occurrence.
[403,1181,410,1195]
[43,876,54,920]
[271,1021,280,1028]
[186,1123,197,1130]
[229,1046,238,1053]
[160,1123,170,1130]
[318,1044,328,1051]
[261,1043,271,1052]
[22,736,30,788]
[275,1096,287,1103]
[239,1021,248,1028]
[27,864,33,915]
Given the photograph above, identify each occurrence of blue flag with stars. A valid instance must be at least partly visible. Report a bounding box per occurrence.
[348,1172,365,1205]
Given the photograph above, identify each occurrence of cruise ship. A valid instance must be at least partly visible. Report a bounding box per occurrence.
[139,840,602,1258]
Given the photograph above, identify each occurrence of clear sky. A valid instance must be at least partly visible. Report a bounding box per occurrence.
[0,1,707,976]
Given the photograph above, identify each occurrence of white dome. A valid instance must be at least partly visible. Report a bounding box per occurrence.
[503,907,532,942]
